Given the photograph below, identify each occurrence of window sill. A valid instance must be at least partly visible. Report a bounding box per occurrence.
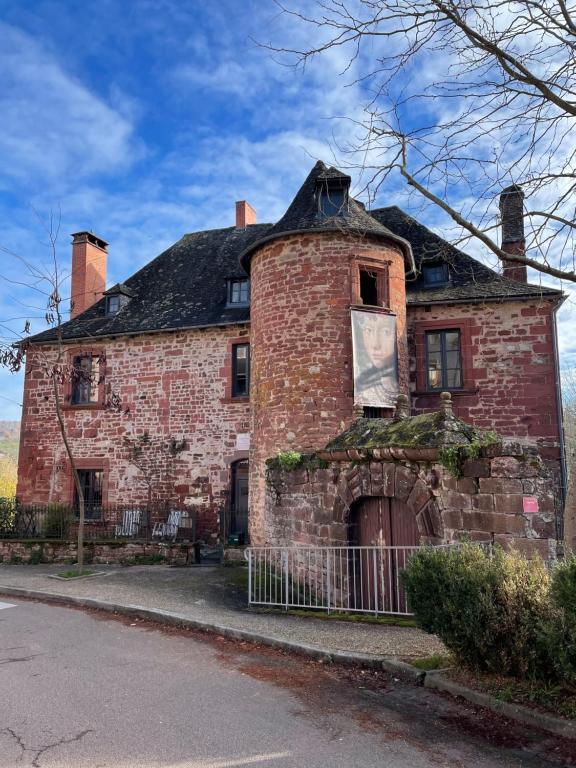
[62,403,103,411]
[221,396,250,405]
[412,387,479,397]
[350,304,393,314]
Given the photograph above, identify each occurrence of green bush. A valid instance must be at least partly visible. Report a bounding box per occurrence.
[401,544,553,679]
[550,554,576,616]
[0,497,16,535]
[539,555,576,686]
[43,504,74,539]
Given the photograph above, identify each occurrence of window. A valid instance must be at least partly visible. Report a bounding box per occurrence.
[363,406,385,418]
[74,469,103,520]
[426,330,462,390]
[106,295,121,315]
[358,266,389,308]
[71,355,100,405]
[423,262,449,286]
[228,279,250,306]
[232,343,250,397]
[319,187,345,216]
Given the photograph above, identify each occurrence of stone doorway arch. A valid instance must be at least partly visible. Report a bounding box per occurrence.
[333,461,444,543]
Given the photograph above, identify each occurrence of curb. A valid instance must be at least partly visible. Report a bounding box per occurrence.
[2,585,575,739]
[0,586,384,668]
[425,670,576,740]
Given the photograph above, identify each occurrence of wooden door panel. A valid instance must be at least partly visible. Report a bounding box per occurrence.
[350,496,419,613]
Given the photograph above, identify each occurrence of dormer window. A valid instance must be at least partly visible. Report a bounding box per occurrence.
[317,177,349,217]
[227,278,250,306]
[423,262,449,286]
[103,283,133,316]
[106,295,121,316]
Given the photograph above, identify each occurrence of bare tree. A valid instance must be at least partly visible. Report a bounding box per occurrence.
[267,0,576,281]
[0,216,120,574]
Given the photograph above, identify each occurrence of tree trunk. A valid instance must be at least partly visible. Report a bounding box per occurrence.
[52,373,85,574]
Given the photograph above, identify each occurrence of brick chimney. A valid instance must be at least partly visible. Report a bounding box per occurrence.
[70,231,108,318]
[499,185,527,283]
[235,201,256,229]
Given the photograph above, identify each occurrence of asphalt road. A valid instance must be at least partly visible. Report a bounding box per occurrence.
[0,600,573,768]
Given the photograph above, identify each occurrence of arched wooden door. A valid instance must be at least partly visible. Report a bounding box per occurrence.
[350,496,419,613]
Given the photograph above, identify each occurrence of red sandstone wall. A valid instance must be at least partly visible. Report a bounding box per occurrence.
[248,231,408,544]
[407,299,562,450]
[17,326,251,540]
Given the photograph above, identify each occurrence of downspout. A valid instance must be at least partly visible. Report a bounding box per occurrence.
[552,298,568,547]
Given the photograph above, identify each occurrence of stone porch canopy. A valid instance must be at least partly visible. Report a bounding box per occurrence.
[317,392,491,465]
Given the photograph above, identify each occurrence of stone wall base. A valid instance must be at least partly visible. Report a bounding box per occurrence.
[0,540,196,566]
[262,442,558,561]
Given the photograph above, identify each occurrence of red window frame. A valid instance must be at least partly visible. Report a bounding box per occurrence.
[350,257,391,310]
[414,318,472,393]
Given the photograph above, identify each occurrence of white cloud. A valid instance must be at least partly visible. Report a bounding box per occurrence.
[0,22,137,191]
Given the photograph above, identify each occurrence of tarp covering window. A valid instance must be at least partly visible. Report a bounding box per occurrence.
[351,309,398,408]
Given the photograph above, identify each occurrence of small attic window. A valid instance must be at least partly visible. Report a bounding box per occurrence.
[423,262,449,286]
[106,295,121,316]
[317,178,348,217]
[227,278,250,306]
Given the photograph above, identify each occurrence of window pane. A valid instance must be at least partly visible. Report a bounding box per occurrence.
[428,368,442,389]
[424,264,448,285]
[427,350,442,389]
[446,350,460,369]
[445,331,460,350]
[233,344,250,396]
[320,189,344,216]
[107,296,120,315]
[76,470,103,520]
[72,356,94,404]
[446,367,462,388]
[230,279,249,305]
[426,333,441,352]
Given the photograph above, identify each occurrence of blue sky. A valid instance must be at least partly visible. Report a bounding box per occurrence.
[0,0,573,419]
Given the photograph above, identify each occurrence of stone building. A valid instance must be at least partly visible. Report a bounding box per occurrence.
[17,162,566,550]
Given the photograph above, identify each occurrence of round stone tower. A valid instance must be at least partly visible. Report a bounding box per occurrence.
[240,162,414,544]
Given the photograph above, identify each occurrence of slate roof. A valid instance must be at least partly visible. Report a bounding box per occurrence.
[29,164,562,344]
[31,224,270,343]
[372,206,561,304]
[239,161,415,273]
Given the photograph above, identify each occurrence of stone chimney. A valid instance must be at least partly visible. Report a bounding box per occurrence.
[70,231,108,318]
[499,185,527,283]
[235,201,257,229]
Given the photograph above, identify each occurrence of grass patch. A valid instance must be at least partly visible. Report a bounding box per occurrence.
[58,569,96,579]
[131,554,166,565]
[448,668,576,721]
[251,606,416,627]
[411,654,453,671]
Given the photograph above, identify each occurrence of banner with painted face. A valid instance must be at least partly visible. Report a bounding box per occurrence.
[351,309,399,408]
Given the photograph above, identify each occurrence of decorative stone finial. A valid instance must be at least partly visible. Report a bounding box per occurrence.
[393,393,410,421]
[440,391,453,417]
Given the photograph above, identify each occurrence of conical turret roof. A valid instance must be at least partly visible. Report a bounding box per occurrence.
[239,161,414,272]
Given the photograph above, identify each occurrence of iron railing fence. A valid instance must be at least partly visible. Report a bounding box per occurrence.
[0,500,197,543]
[245,542,494,617]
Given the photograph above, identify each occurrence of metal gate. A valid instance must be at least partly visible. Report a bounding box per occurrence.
[246,545,421,616]
[245,541,493,616]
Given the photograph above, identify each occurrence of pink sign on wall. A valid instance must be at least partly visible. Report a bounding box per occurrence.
[523,497,539,514]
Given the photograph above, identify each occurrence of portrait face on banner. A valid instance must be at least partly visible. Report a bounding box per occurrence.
[351,309,399,408]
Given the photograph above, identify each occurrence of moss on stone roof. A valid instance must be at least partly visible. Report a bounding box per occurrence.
[325,411,480,451]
